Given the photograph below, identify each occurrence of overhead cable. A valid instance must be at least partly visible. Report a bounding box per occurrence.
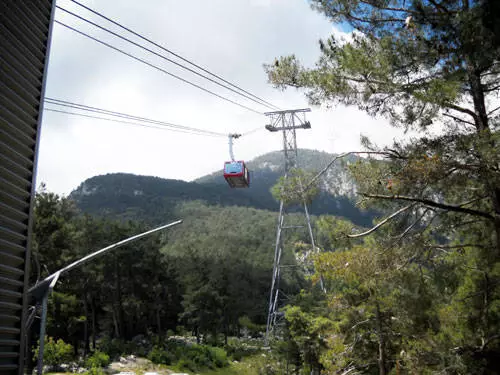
[45,97,263,137]
[54,20,263,115]
[44,98,227,137]
[68,0,280,110]
[44,108,225,137]
[56,5,278,111]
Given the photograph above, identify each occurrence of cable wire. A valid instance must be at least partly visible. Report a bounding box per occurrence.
[55,20,264,115]
[241,126,265,136]
[45,97,226,136]
[68,0,280,111]
[44,97,228,137]
[57,6,278,111]
[45,97,264,139]
[44,107,225,137]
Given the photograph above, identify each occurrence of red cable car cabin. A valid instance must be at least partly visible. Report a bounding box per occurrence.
[224,160,250,188]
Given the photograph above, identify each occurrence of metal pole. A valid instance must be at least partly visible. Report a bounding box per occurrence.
[29,220,183,372]
[265,203,284,345]
[29,220,183,298]
[36,272,59,375]
[36,294,48,375]
[303,202,325,293]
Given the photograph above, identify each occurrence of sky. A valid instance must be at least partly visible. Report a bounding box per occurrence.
[37,0,408,195]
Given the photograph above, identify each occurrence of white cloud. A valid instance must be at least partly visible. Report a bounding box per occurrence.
[37,0,405,195]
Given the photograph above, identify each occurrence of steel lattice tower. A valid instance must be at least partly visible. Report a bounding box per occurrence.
[264,108,323,344]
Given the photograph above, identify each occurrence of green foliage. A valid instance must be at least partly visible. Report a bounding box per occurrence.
[263,0,500,373]
[33,337,74,366]
[85,351,110,369]
[283,305,333,373]
[270,168,319,206]
[71,150,376,227]
[225,338,260,361]
[97,337,128,359]
[147,345,174,365]
[83,367,105,375]
[238,316,265,338]
[147,340,228,371]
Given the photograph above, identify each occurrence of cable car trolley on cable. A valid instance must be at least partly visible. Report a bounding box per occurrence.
[224,133,250,188]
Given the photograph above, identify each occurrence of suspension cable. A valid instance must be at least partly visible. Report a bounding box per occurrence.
[44,98,227,137]
[67,0,280,110]
[54,20,264,115]
[57,5,278,111]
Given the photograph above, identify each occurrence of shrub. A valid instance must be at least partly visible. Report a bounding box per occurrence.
[147,345,174,365]
[180,344,228,370]
[97,337,126,358]
[84,368,105,375]
[85,351,110,369]
[208,346,228,367]
[177,358,197,372]
[147,338,229,371]
[97,337,142,358]
[33,337,73,367]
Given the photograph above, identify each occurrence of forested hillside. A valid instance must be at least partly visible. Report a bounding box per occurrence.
[70,149,375,226]
[29,189,320,373]
[28,0,500,373]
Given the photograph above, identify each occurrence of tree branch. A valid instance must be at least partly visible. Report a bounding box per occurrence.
[378,209,431,254]
[428,0,454,13]
[359,193,494,220]
[427,243,486,250]
[348,203,417,238]
[483,84,500,93]
[359,0,416,14]
[445,103,478,120]
[350,318,373,330]
[303,151,398,192]
[487,105,500,116]
[443,112,475,126]
[342,11,405,24]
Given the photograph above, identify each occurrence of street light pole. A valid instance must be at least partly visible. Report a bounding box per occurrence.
[28,219,183,374]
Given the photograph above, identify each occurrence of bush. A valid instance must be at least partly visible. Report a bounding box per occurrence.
[84,368,105,375]
[147,345,174,365]
[33,337,73,367]
[177,358,197,372]
[97,337,144,358]
[150,339,229,371]
[180,344,228,370]
[226,341,259,361]
[85,351,110,368]
[97,337,126,358]
[209,346,228,367]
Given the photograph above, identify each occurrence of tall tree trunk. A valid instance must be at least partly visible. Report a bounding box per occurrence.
[83,292,89,357]
[468,69,489,131]
[467,63,500,256]
[156,306,162,335]
[91,296,97,350]
[375,302,387,375]
[112,308,120,338]
[223,313,228,346]
[114,256,124,338]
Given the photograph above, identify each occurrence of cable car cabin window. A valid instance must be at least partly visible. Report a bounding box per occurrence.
[224,161,250,188]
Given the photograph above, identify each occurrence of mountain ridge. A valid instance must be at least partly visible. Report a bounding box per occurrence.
[70,149,374,226]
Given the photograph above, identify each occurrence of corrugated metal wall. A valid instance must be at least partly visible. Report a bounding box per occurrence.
[0,1,55,374]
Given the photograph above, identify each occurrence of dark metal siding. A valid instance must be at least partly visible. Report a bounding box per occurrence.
[0,1,55,374]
